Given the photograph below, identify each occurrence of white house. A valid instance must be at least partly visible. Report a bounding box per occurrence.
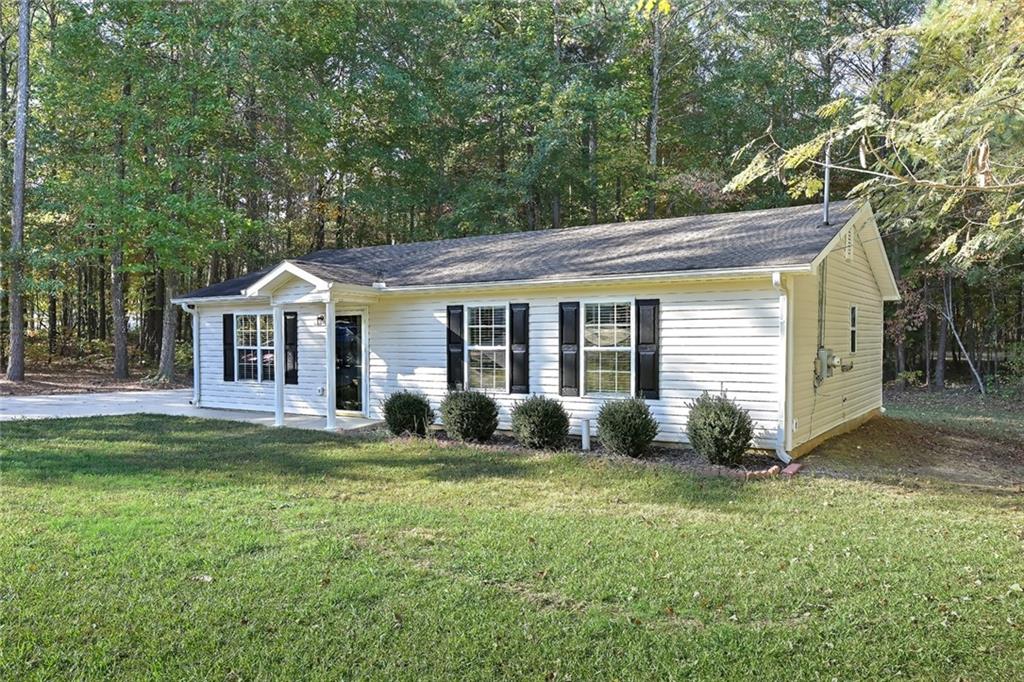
[174,200,899,461]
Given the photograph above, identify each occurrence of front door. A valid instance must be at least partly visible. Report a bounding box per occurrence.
[335,314,363,412]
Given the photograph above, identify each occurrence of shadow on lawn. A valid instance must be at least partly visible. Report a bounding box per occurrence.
[2,414,755,511]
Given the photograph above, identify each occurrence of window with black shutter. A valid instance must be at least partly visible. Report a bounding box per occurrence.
[558,302,580,396]
[509,303,529,393]
[284,311,298,385]
[446,305,465,390]
[635,299,660,399]
[222,313,234,381]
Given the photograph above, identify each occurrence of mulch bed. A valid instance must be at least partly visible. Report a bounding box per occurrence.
[406,429,789,481]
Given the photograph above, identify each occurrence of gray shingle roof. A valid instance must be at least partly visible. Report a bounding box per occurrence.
[182,200,855,299]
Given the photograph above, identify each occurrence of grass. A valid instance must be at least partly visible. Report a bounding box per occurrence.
[884,388,1024,442]
[2,415,1024,680]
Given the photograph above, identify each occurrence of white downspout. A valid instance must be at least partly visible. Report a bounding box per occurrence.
[771,272,793,464]
[189,305,201,407]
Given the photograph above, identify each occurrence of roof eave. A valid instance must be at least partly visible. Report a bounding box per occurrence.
[378,264,815,294]
[172,294,271,305]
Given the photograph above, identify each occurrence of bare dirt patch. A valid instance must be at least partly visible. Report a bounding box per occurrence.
[802,414,1024,489]
[1,362,190,397]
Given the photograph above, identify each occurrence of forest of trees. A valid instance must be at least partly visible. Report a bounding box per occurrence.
[1,0,1022,392]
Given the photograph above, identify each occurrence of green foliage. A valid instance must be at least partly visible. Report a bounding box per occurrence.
[685,392,754,467]
[381,391,435,437]
[1000,342,1024,396]
[510,396,570,450]
[440,391,499,443]
[596,398,659,458]
[728,0,1022,267]
[895,370,924,388]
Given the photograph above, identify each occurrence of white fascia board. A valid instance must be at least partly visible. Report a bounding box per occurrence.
[379,264,813,295]
[172,294,271,306]
[808,200,901,302]
[174,263,819,304]
[242,261,332,297]
[809,201,871,270]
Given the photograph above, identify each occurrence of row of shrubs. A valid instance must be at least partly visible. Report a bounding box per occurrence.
[381,389,754,464]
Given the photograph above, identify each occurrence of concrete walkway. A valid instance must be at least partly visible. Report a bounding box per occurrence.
[0,388,381,433]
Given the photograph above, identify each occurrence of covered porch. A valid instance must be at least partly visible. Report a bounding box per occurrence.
[178,260,381,431]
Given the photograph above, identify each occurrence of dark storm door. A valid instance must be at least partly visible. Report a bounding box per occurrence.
[335,315,363,412]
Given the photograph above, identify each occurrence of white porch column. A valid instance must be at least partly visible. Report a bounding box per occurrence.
[324,300,337,430]
[191,306,201,406]
[273,305,285,427]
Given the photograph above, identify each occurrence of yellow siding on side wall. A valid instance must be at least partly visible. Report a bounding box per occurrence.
[789,213,884,452]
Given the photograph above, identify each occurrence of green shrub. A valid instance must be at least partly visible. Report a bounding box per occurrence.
[596,398,659,457]
[510,396,570,449]
[686,392,753,467]
[381,391,435,437]
[440,391,499,442]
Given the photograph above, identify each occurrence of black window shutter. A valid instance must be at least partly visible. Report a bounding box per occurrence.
[509,303,529,393]
[635,299,660,399]
[558,302,580,397]
[284,311,298,385]
[446,305,465,390]
[222,313,235,381]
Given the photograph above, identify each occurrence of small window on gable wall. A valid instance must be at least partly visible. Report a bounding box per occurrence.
[850,306,858,354]
[844,230,853,260]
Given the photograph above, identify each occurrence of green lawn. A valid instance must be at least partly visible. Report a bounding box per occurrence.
[885,389,1024,442]
[2,416,1023,680]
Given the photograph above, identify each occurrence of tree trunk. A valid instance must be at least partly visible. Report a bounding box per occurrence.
[922,279,931,386]
[311,179,325,250]
[587,118,597,223]
[111,249,129,379]
[5,0,30,381]
[156,269,178,382]
[645,12,662,220]
[47,266,57,358]
[933,273,949,390]
[941,274,985,395]
[111,77,130,379]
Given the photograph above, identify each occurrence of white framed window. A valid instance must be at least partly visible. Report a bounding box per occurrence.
[583,301,632,395]
[466,305,507,390]
[236,313,275,382]
[850,305,858,354]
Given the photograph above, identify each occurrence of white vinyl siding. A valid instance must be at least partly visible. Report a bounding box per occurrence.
[366,280,782,446]
[789,214,884,450]
[196,301,328,415]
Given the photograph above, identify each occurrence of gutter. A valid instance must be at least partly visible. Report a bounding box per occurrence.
[771,272,793,464]
[171,264,815,306]
[180,303,201,407]
[363,264,812,294]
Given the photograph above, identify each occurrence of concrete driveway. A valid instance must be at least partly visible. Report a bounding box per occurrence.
[0,388,380,433]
